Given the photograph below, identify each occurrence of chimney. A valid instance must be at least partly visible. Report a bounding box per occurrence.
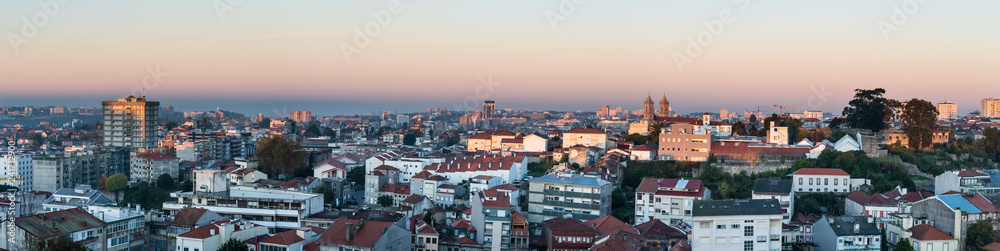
[827,217,834,224]
[210,228,216,236]
[853,223,859,233]
[346,223,354,241]
[867,217,873,224]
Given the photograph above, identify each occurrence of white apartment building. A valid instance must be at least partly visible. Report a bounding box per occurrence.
[792,168,850,193]
[691,199,784,251]
[129,151,180,184]
[983,97,1000,118]
[936,101,958,120]
[0,150,33,190]
[635,178,711,225]
[175,219,268,251]
[752,178,794,223]
[561,128,608,150]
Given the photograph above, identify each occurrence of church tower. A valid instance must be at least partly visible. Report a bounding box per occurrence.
[643,95,655,121]
[659,95,670,118]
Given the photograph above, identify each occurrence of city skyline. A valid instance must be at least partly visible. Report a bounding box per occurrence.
[1,1,998,115]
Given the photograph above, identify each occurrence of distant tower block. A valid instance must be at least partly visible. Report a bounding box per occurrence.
[659,95,670,118]
[482,100,495,119]
[644,95,655,121]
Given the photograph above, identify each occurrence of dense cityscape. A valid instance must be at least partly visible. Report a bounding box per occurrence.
[4,1,1000,251]
[1,92,1000,251]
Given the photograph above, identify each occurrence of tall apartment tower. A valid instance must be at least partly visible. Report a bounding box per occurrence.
[983,98,1000,118]
[643,95,655,121]
[936,101,958,120]
[102,96,159,149]
[482,100,495,119]
[289,110,312,123]
[659,95,670,118]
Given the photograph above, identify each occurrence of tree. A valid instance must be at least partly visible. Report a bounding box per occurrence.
[377,195,394,207]
[315,184,335,204]
[156,174,176,190]
[648,122,665,144]
[881,229,889,251]
[403,133,417,145]
[892,238,913,251]
[255,134,306,178]
[164,121,178,130]
[967,221,1000,251]
[218,238,250,251]
[36,237,88,251]
[305,124,321,137]
[900,99,939,150]
[733,121,748,136]
[323,127,337,138]
[624,133,647,145]
[99,174,108,190]
[842,88,899,132]
[982,127,1000,160]
[106,173,128,192]
[612,188,627,209]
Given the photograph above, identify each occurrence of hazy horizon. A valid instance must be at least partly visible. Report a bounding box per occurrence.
[2,1,998,116]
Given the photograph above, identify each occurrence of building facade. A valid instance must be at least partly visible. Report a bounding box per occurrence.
[102,96,159,149]
[690,199,783,251]
[634,178,711,225]
[527,173,612,224]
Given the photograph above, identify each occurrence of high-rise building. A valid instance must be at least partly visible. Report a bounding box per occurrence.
[936,101,958,120]
[482,100,495,119]
[0,150,33,190]
[982,98,1000,118]
[289,110,312,123]
[102,96,159,149]
[720,109,729,119]
[599,105,610,118]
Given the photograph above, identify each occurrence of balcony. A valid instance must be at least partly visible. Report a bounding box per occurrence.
[543,199,602,210]
[543,189,601,199]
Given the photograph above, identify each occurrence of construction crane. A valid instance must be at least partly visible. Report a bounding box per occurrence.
[771,104,832,115]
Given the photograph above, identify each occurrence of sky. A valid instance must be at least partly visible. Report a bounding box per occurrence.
[1,0,999,116]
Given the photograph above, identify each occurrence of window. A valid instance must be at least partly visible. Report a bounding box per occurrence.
[834,178,838,185]
[926,243,933,251]
[744,226,754,236]
[824,178,829,185]
[744,240,753,251]
[844,178,848,186]
[717,225,726,229]
[809,178,813,185]
[757,236,766,242]
[771,235,780,241]
[731,224,740,229]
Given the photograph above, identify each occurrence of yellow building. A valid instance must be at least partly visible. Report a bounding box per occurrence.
[561,128,608,150]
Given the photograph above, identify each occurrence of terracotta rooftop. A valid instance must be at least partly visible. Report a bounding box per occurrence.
[908,224,954,241]
[793,168,849,176]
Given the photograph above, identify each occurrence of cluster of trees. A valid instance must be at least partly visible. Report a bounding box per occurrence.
[832,88,941,151]
[255,134,307,179]
[795,193,843,216]
[622,161,699,190]
[119,174,178,210]
[967,221,1000,251]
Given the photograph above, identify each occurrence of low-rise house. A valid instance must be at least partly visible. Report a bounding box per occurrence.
[635,219,687,249]
[4,208,107,251]
[229,168,267,185]
[907,224,957,251]
[43,184,114,212]
[542,216,599,251]
[812,216,881,251]
[910,193,999,246]
[934,170,1000,195]
[690,199,783,251]
[586,215,644,251]
[176,219,269,251]
[752,178,793,223]
[151,207,228,251]
[792,168,850,193]
[315,218,411,251]
[256,227,323,251]
[635,178,711,225]
[85,205,147,251]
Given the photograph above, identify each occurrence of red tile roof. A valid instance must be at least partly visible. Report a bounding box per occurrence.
[543,216,598,237]
[450,219,476,232]
[260,229,305,245]
[636,178,707,198]
[793,168,849,176]
[170,207,209,226]
[373,165,400,172]
[585,215,639,236]
[635,219,686,239]
[564,128,606,134]
[136,151,177,160]
[316,219,395,248]
[178,220,257,239]
[469,133,492,140]
[908,224,954,241]
[379,184,410,195]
